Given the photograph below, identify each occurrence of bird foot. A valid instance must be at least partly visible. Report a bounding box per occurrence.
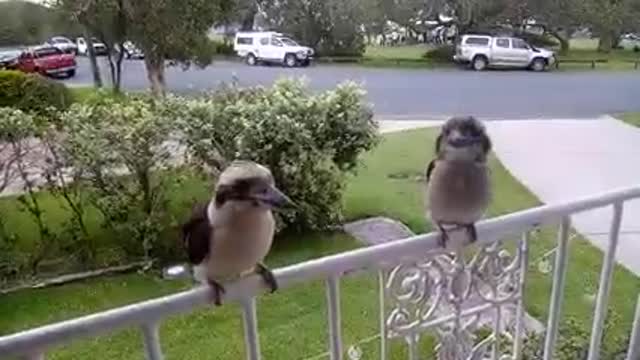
[465,224,478,243]
[436,223,451,248]
[207,278,226,306]
[436,222,478,248]
[256,262,278,293]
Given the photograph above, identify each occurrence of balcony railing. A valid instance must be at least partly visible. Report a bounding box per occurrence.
[1,186,640,360]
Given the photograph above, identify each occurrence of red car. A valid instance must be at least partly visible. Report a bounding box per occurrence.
[15,46,77,78]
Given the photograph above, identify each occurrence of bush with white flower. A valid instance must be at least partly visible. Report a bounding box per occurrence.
[179,78,379,230]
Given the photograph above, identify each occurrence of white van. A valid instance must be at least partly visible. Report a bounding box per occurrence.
[233,31,314,67]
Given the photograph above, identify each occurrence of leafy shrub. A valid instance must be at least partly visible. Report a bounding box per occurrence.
[423,45,455,63]
[633,45,640,53]
[515,32,559,48]
[0,70,72,116]
[522,313,629,360]
[178,78,378,231]
[317,32,366,57]
[212,40,235,56]
[58,96,179,260]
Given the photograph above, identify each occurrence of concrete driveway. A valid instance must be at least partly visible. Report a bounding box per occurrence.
[487,116,640,275]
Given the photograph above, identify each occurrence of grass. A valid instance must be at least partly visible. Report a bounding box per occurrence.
[364,45,432,60]
[619,113,640,128]
[1,128,639,359]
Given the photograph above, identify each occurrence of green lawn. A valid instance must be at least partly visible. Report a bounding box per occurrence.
[364,45,432,60]
[1,128,638,359]
[619,113,640,128]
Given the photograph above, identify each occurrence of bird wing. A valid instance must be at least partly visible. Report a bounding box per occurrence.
[425,159,437,183]
[181,202,212,265]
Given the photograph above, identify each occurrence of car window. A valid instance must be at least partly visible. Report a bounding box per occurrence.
[512,38,530,49]
[34,47,62,57]
[465,37,489,46]
[496,38,510,48]
[260,37,269,46]
[53,38,69,44]
[279,38,298,46]
[236,37,253,45]
[271,38,283,47]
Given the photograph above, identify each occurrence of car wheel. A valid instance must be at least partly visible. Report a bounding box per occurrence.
[66,69,76,78]
[531,58,547,72]
[284,54,297,67]
[472,56,488,71]
[246,53,257,66]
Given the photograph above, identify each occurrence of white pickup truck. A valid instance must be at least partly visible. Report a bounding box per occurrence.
[454,35,556,72]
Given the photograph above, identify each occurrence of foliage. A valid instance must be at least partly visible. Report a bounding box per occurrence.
[522,313,629,360]
[262,0,367,57]
[123,0,235,95]
[178,78,378,231]
[423,45,455,62]
[211,40,235,56]
[0,107,58,276]
[56,0,128,93]
[0,71,73,118]
[0,0,80,47]
[57,96,179,260]
[516,32,559,49]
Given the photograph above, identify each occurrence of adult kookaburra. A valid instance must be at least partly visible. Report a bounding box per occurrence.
[180,161,291,305]
[424,116,492,247]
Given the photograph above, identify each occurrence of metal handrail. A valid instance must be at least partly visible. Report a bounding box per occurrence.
[1,185,640,359]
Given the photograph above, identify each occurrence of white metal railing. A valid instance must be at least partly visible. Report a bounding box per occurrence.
[1,186,640,359]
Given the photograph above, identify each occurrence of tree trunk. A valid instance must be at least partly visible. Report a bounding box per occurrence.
[597,29,621,53]
[549,30,570,54]
[241,7,256,31]
[107,43,125,93]
[83,28,102,88]
[144,56,166,97]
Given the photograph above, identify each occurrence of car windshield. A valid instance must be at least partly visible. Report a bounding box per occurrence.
[279,38,298,46]
[34,47,61,57]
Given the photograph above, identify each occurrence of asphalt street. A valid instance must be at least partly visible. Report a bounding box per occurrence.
[64,57,640,119]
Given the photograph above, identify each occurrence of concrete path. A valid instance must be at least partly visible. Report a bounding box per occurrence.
[486,116,640,275]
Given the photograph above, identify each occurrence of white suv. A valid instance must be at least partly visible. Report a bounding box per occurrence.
[454,35,556,72]
[234,31,314,67]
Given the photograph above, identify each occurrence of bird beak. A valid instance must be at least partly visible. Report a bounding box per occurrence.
[261,185,293,208]
[448,132,481,148]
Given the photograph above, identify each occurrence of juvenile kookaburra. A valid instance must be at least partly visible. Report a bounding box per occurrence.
[425,116,492,247]
[180,161,291,305]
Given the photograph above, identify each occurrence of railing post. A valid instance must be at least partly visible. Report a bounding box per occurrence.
[241,298,261,360]
[513,232,530,360]
[626,295,640,360]
[543,217,571,360]
[378,271,388,360]
[587,203,624,360]
[141,321,163,360]
[326,276,343,360]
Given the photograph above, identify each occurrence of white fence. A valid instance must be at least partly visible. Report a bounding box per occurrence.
[1,186,640,360]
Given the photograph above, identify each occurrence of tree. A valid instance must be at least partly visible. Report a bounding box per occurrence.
[125,0,234,96]
[262,0,366,57]
[55,0,105,88]
[580,0,639,52]
[527,0,583,53]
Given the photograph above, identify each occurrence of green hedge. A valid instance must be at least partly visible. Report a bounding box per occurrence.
[0,80,379,280]
[0,70,73,115]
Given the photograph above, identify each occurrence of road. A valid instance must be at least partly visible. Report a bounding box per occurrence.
[64,57,640,119]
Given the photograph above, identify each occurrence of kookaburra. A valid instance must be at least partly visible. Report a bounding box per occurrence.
[424,116,492,247]
[180,161,291,305]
